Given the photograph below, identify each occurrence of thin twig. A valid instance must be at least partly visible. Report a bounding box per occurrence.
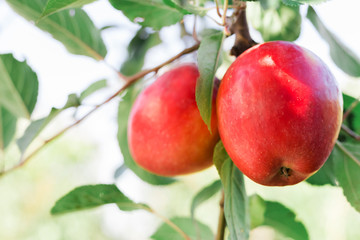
[221,0,229,26]
[341,124,360,141]
[147,207,191,240]
[215,0,222,18]
[343,97,360,122]
[215,190,226,240]
[0,43,200,177]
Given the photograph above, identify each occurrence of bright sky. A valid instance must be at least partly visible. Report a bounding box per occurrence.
[1,0,360,238]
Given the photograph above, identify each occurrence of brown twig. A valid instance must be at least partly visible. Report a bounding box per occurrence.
[215,190,226,240]
[0,43,200,177]
[341,124,360,141]
[227,1,257,57]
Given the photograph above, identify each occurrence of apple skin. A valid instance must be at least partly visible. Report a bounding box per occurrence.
[217,41,343,186]
[128,64,219,176]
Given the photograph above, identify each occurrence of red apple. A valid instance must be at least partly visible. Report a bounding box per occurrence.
[217,41,343,186]
[128,64,219,176]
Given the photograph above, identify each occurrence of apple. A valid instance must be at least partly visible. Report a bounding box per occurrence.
[128,64,219,176]
[217,41,343,186]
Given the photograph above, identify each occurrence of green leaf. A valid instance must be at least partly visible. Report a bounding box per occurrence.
[214,141,250,240]
[40,0,97,19]
[261,197,309,239]
[333,142,360,212]
[190,179,222,219]
[307,7,360,77]
[121,28,161,76]
[263,202,309,240]
[109,0,184,30]
[51,184,149,214]
[151,217,214,240]
[196,30,224,131]
[6,0,107,60]
[306,152,337,186]
[117,84,175,185]
[0,107,17,150]
[248,1,301,42]
[249,195,309,239]
[0,54,38,119]
[79,79,107,101]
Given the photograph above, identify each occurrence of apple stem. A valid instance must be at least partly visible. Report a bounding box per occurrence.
[227,1,257,57]
[215,190,226,240]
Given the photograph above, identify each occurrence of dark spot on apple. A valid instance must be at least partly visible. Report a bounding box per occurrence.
[280,167,292,177]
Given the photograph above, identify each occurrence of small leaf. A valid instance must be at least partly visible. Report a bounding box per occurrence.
[121,28,161,76]
[151,217,214,240]
[6,0,107,60]
[307,7,360,77]
[0,107,17,150]
[190,179,222,219]
[79,79,107,101]
[51,184,148,215]
[117,84,175,185]
[333,142,360,212]
[196,30,224,131]
[40,0,97,19]
[306,152,337,186]
[248,1,301,42]
[215,141,250,240]
[0,54,38,119]
[109,0,184,30]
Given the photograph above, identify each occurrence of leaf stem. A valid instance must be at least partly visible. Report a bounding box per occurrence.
[0,43,200,178]
[335,140,360,167]
[146,207,191,240]
[215,190,226,240]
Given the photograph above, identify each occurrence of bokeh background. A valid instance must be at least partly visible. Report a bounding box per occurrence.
[1,0,360,239]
